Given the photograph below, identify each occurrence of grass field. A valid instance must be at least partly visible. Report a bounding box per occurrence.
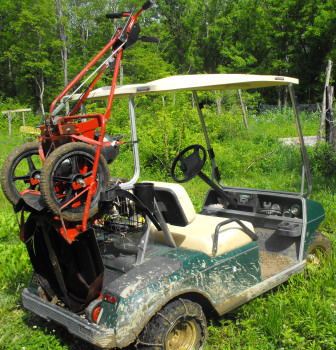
[0,108,335,349]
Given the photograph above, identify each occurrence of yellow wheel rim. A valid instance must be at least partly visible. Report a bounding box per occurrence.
[166,319,197,350]
[307,247,323,267]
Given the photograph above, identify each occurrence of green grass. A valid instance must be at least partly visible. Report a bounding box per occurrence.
[205,255,336,350]
[0,107,335,350]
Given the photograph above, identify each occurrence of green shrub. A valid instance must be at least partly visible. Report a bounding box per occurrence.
[308,143,336,176]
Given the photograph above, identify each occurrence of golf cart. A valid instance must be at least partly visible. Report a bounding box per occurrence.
[16,73,332,350]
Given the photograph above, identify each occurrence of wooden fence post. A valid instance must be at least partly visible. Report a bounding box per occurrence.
[238,89,248,130]
[8,111,12,138]
[317,60,333,141]
[22,111,26,131]
[325,86,335,152]
[2,108,31,137]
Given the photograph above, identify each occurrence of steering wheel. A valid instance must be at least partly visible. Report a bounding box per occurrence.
[171,144,238,208]
[171,145,206,183]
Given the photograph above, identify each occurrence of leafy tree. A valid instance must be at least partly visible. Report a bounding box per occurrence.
[155,0,204,73]
[0,0,20,98]
[0,0,61,114]
[1,0,336,111]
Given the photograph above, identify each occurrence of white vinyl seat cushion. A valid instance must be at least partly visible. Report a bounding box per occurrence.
[143,181,254,256]
[142,181,196,224]
[150,214,253,256]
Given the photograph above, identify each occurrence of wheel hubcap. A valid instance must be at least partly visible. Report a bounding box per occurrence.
[307,248,322,266]
[166,319,197,350]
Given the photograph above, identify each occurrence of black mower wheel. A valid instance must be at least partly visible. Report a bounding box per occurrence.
[1,142,42,206]
[306,231,333,268]
[86,298,102,323]
[40,142,110,222]
[138,298,207,350]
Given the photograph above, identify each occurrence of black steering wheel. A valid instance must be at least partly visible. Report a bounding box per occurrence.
[171,144,238,208]
[171,144,206,183]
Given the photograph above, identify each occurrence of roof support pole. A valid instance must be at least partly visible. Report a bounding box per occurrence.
[193,90,219,182]
[288,84,312,196]
[120,95,140,189]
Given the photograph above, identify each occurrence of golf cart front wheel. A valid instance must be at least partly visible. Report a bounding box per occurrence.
[138,298,207,350]
[40,142,110,222]
[306,231,333,268]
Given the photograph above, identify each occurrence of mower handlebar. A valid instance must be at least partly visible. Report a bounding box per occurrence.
[106,0,155,19]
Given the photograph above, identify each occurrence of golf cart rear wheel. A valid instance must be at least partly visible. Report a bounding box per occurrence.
[1,142,42,206]
[306,232,333,267]
[40,142,110,222]
[138,299,207,350]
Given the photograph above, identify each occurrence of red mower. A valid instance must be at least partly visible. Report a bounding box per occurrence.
[1,0,158,233]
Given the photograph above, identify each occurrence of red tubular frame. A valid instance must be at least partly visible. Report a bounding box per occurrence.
[81,49,123,230]
[37,4,150,236]
[49,33,120,116]
[69,66,108,116]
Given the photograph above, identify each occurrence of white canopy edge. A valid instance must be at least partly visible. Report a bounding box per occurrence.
[67,74,299,101]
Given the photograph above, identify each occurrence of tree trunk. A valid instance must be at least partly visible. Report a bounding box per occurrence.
[110,0,117,33]
[326,86,335,152]
[8,111,12,138]
[80,25,88,61]
[35,76,45,117]
[277,86,281,108]
[215,91,222,117]
[55,0,69,113]
[282,86,288,108]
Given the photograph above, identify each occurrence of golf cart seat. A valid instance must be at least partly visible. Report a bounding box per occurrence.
[145,181,254,256]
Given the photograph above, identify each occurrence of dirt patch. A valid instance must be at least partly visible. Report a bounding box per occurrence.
[259,251,294,280]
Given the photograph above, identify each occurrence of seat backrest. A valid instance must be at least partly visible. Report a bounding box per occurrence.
[142,181,196,226]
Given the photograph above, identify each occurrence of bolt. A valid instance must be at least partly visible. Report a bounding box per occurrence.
[78,179,86,187]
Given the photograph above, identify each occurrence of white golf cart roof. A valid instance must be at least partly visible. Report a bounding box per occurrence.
[70,74,299,101]
[68,73,311,197]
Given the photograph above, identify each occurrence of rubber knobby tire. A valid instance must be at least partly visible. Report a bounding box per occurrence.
[1,142,41,206]
[40,142,110,222]
[138,298,207,350]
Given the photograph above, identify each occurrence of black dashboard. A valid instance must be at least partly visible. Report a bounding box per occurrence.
[203,189,303,220]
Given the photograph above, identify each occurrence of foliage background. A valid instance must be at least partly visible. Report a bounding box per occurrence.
[0,0,336,115]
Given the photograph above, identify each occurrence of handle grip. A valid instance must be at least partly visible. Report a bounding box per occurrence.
[139,36,160,44]
[105,12,130,19]
[142,0,156,10]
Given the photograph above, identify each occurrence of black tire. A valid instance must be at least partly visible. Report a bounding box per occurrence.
[138,298,207,350]
[40,142,110,222]
[1,142,42,206]
[306,232,334,267]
